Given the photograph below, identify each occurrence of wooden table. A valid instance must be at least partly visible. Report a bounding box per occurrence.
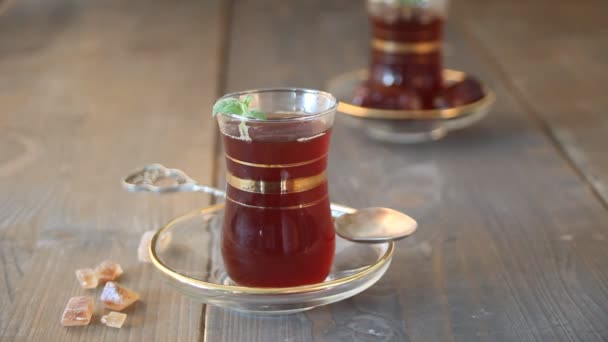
[1,0,607,341]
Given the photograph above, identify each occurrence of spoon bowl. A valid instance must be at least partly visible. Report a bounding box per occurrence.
[335,207,417,243]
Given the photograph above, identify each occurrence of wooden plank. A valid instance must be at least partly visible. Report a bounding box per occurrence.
[451,0,608,205]
[0,0,223,340]
[204,0,608,341]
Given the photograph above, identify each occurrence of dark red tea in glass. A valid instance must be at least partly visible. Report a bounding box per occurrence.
[354,0,449,110]
[215,89,337,287]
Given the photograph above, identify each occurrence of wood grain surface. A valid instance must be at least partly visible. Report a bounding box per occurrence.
[451,0,608,205]
[204,0,608,341]
[0,0,223,340]
[1,0,607,341]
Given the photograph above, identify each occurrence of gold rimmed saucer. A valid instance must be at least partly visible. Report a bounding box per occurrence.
[326,69,495,143]
[149,202,395,314]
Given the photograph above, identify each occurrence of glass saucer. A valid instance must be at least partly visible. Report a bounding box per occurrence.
[150,203,395,315]
[326,69,495,143]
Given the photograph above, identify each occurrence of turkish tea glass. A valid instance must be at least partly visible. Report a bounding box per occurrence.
[355,0,449,109]
[215,88,337,287]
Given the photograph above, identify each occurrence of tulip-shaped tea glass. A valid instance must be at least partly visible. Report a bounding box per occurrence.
[355,0,450,109]
[214,88,337,287]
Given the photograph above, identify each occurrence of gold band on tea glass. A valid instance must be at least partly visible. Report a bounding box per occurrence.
[225,153,327,168]
[372,39,441,54]
[226,194,329,210]
[226,171,327,194]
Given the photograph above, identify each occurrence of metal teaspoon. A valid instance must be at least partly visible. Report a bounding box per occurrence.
[122,164,417,243]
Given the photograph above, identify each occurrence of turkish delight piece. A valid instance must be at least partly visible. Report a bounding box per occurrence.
[101,311,127,328]
[95,260,123,282]
[60,296,94,327]
[100,281,139,311]
[75,268,98,289]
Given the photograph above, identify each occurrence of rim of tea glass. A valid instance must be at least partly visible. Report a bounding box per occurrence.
[216,88,338,123]
[149,203,396,295]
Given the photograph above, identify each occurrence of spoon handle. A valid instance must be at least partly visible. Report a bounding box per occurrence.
[122,163,226,197]
[122,164,355,215]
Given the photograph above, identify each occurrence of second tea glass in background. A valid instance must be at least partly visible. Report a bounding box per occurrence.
[355,0,449,109]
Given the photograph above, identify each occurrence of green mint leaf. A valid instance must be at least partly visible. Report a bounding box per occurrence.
[213,95,265,141]
[242,95,252,108]
[249,110,267,120]
[212,98,244,116]
[212,95,266,120]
